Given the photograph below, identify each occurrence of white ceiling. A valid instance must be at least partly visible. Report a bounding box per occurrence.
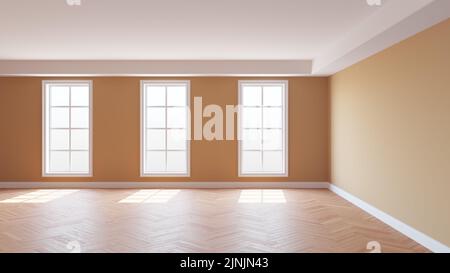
[0,0,377,60]
[0,0,448,76]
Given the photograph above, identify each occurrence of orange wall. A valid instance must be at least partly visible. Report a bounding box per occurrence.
[0,77,329,182]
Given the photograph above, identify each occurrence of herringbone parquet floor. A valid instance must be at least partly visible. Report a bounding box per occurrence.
[0,189,429,253]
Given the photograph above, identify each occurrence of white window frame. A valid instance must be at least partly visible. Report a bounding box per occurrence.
[140,80,191,177]
[238,80,289,177]
[42,80,93,177]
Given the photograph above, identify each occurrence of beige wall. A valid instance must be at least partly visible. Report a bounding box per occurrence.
[0,77,330,182]
[330,19,450,246]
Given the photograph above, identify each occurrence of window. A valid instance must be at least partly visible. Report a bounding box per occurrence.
[141,81,190,176]
[238,81,288,176]
[43,81,92,176]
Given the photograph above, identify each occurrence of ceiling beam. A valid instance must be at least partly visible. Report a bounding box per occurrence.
[0,60,312,77]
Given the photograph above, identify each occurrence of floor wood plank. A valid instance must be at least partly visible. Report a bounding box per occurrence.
[0,189,429,253]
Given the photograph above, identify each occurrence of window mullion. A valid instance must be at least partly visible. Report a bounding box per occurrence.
[165,86,168,172]
[239,81,287,176]
[44,81,91,176]
[260,87,264,172]
[68,86,72,172]
[48,87,52,173]
[141,81,189,176]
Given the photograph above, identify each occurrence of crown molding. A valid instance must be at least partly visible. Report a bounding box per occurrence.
[0,60,312,77]
[313,0,450,75]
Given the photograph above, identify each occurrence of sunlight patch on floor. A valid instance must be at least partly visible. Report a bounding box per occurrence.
[119,189,181,203]
[238,190,286,203]
[0,190,79,203]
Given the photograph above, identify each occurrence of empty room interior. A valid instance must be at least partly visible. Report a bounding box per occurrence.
[0,0,449,254]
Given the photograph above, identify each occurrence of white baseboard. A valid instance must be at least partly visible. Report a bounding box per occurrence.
[0,181,330,189]
[329,184,450,253]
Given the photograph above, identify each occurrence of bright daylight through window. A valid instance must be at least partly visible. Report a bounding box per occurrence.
[141,81,190,176]
[239,81,288,176]
[43,81,92,176]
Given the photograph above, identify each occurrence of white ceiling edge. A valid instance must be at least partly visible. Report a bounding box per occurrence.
[0,1,448,77]
[0,60,312,77]
[313,0,450,75]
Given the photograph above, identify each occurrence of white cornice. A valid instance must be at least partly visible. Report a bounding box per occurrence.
[0,60,312,77]
[313,0,450,75]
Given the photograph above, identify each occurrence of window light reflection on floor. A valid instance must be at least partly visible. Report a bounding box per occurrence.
[238,190,286,203]
[0,190,79,203]
[119,190,180,203]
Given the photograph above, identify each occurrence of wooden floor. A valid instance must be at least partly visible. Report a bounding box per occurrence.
[0,189,428,253]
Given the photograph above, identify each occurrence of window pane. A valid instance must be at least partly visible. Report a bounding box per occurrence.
[167,107,187,128]
[71,129,89,150]
[50,129,69,150]
[167,129,186,150]
[263,86,283,106]
[45,82,92,176]
[71,151,89,172]
[71,108,89,128]
[71,86,90,106]
[242,129,261,150]
[146,86,165,106]
[241,151,262,173]
[145,151,166,173]
[263,107,282,128]
[167,86,187,106]
[263,151,284,173]
[141,82,190,176]
[51,86,70,106]
[146,129,166,150]
[242,86,261,106]
[51,108,69,128]
[239,82,287,176]
[146,108,165,128]
[49,151,70,172]
[242,107,261,128]
[167,151,187,173]
[263,129,283,150]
